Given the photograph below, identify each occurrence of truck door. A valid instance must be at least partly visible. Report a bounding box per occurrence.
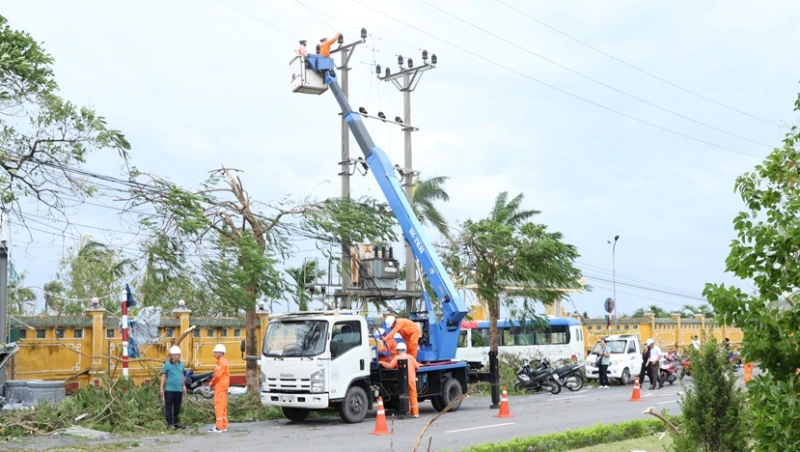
[329,320,370,400]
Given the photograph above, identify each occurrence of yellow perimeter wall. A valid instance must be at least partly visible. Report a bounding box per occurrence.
[8,308,269,391]
[8,307,744,391]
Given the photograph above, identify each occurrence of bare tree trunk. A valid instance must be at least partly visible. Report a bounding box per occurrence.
[489,300,500,356]
[245,301,259,394]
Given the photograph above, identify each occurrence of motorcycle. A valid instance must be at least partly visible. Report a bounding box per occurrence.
[729,351,742,372]
[541,359,585,392]
[184,369,214,398]
[680,357,692,378]
[658,356,680,386]
[514,358,562,394]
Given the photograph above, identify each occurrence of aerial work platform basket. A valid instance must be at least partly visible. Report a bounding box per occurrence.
[290,55,329,95]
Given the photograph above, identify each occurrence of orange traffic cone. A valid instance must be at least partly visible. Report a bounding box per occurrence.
[629,376,642,402]
[494,386,514,418]
[370,397,392,436]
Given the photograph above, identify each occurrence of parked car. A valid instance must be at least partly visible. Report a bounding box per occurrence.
[585,334,644,385]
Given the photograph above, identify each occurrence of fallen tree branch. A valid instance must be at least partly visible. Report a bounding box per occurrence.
[412,384,476,452]
[643,406,681,436]
[173,325,196,347]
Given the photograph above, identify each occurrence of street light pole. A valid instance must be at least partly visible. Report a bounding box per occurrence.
[608,235,620,324]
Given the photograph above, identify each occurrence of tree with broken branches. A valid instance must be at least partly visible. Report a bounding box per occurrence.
[0,15,130,226]
[126,165,397,392]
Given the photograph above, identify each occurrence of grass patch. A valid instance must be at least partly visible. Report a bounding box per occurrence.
[569,434,671,451]
[461,417,679,452]
[0,378,285,438]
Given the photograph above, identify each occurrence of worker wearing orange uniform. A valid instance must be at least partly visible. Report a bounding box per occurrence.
[380,341,420,417]
[208,343,230,433]
[318,33,340,57]
[382,315,421,359]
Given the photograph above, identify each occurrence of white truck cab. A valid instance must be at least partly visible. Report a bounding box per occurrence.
[585,334,643,385]
[260,310,376,423]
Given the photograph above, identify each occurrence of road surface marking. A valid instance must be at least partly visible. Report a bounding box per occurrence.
[643,393,654,397]
[446,423,515,434]
[547,394,588,402]
[650,393,680,397]
[657,400,678,405]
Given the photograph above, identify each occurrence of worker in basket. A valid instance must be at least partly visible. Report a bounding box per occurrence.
[380,341,420,418]
[381,315,421,359]
[318,33,340,57]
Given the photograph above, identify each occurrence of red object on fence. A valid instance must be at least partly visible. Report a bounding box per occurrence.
[121,290,129,378]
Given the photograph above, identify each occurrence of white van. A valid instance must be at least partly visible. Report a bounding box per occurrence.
[585,335,643,385]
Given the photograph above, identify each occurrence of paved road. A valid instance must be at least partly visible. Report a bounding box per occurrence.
[139,383,685,452]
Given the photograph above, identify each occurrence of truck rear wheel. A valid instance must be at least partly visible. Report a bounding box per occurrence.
[282,407,310,422]
[433,378,463,412]
[338,386,368,424]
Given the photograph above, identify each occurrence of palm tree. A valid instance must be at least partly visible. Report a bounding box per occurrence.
[285,260,327,311]
[413,176,451,237]
[490,191,541,226]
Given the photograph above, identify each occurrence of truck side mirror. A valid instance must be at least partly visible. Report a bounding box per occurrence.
[240,339,246,353]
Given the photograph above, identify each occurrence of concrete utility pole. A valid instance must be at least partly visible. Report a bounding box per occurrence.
[377,51,437,315]
[608,235,620,324]
[0,240,6,391]
[332,29,367,310]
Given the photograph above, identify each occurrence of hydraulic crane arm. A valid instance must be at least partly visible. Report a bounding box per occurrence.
[302,54,467,362]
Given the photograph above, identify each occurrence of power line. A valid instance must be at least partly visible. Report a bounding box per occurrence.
[353,0,762,159]
[419,0,772,148]
[494,0,781,128]
[214,0,295,37]
[585,273,705,302]
[578,261,699,297]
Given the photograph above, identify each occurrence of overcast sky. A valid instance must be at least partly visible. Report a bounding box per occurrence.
[2,0,799,317]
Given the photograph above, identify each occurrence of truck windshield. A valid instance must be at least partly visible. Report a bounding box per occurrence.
[263,320,329,357]
[591,340,627,354]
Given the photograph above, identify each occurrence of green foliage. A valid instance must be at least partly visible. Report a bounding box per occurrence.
[300,196,397,246]
[0,378,285,438]
[203,232,283,314]
[0,15,129,216]
[7,270,36,314]
[671,335,749,452]
[49,237,134,314]
[462,417,677,452]
[442,191,583,351]
[702,89,800,451]
[285,260,326,311]
[413,175,451,237]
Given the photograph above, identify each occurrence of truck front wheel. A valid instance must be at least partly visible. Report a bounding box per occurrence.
[282,407,310,422]
[338,386,368,424]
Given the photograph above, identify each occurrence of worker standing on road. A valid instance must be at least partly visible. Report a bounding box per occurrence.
[318,33,340,57]
[645,338,661,390]
[160,345,187,429]
[381,342,420,418]
[382,315,421,359]
[209,344,230,433]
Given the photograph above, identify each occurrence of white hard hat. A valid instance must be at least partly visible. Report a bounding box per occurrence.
[396,342,407,351]
[213,344,227,354]
[385,316,396,328]
[169,346,181,355]
[646,338,654,346]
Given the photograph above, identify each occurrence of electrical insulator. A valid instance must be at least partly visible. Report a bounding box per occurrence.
[360,27,367,39]
[308,286,315,295]
[385,67,391,77]
[388,247,394,259]
[431,54,438,65]
[376,64,381,75]
[395,116,403,124]
[397,55,404,67]
[408,58,414,68]
[338,34,344,44]
[378,112,386,122]
[422,50,428,61]
[359,106,368,114]
[321,286,326,295]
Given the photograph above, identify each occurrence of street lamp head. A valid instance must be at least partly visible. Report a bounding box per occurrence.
[614,235,620,241]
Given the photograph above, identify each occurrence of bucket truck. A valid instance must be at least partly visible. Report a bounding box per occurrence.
[259,51,486,424]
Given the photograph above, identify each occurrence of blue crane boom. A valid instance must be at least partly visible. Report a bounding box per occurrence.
[301,54,467,363]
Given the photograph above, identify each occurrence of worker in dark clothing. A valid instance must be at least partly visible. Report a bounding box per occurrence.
[638,343,651,385]
[318,34,340,57]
